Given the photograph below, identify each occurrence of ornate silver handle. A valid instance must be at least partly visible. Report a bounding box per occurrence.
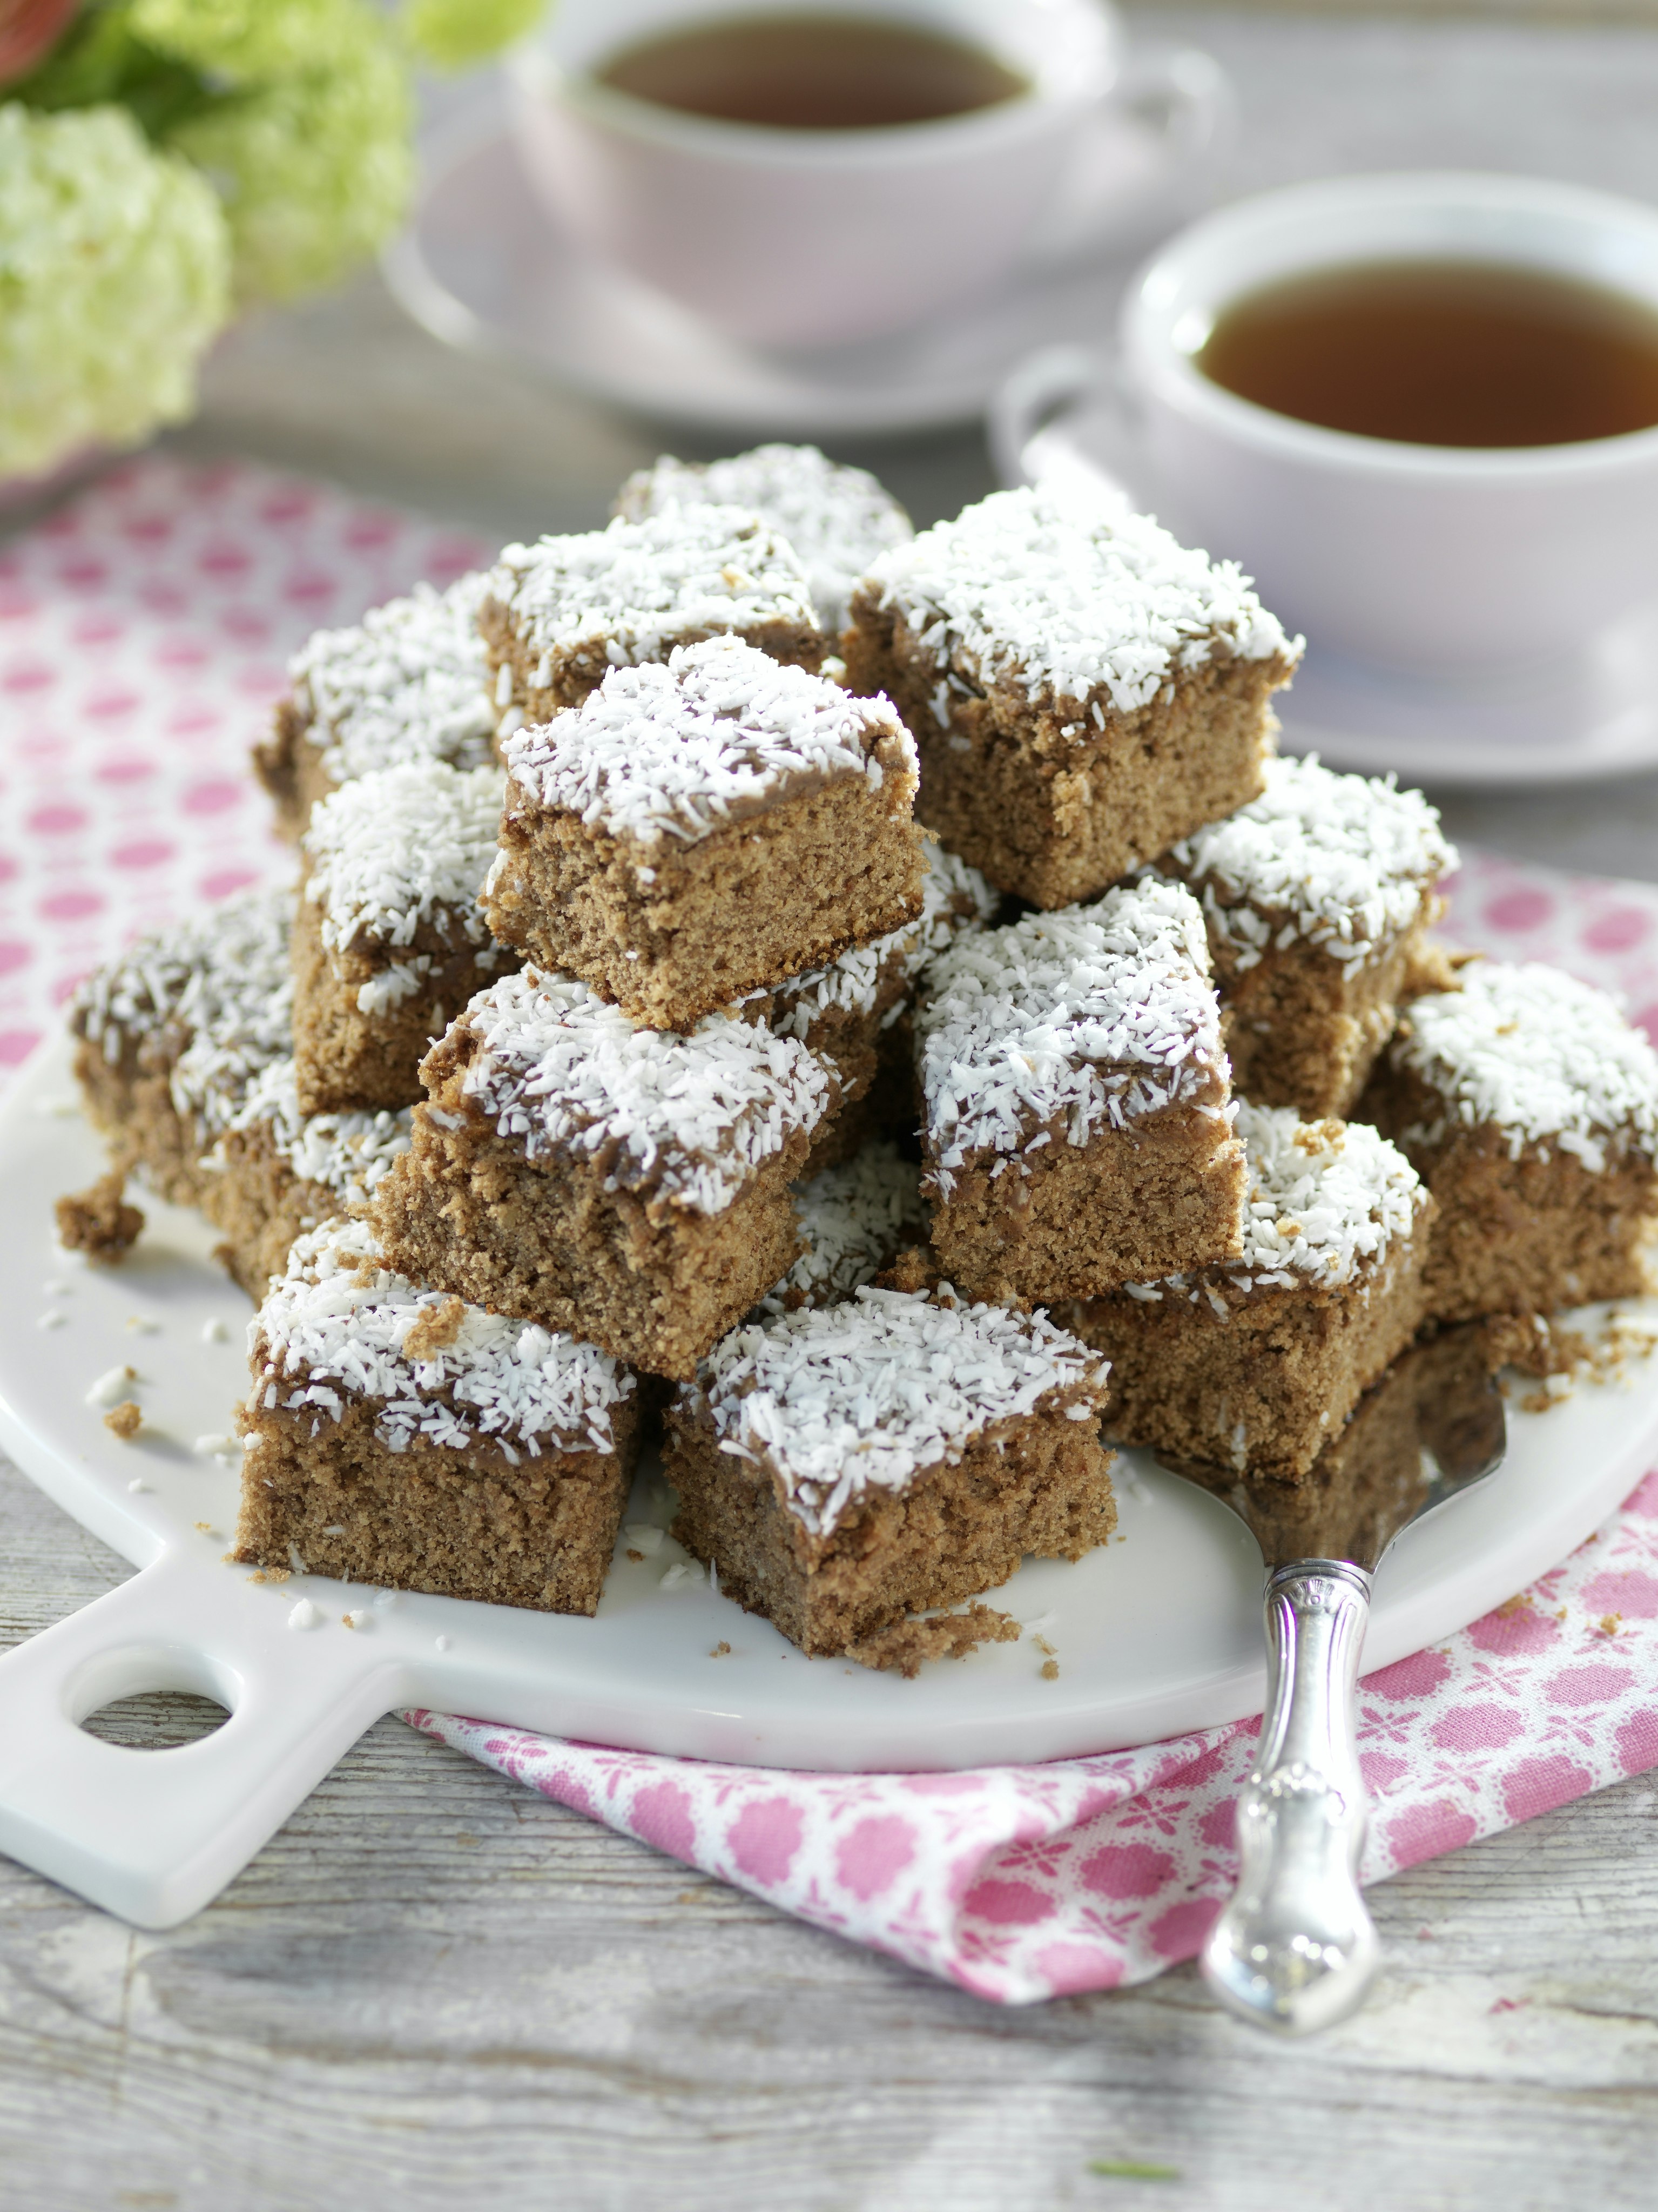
[1201,1561,1380,2036]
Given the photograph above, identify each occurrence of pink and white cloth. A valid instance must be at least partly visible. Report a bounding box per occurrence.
[6,456,1658,1999]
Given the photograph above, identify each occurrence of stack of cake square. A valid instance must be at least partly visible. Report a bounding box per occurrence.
[376,631,931,1375]
[240,450,1123,1667]
[62,441,1658,1680]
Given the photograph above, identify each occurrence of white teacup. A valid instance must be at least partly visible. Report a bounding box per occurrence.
[995,172,1658,676]
[508,0,1228,351]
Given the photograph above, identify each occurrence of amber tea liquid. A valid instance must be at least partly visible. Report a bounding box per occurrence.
[1196,259,1658,448]
[597,12,1029,131]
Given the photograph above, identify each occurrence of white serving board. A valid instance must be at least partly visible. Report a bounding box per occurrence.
[3,1031,1657,1931]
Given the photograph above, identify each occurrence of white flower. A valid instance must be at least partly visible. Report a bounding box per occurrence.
[0,102,229,476]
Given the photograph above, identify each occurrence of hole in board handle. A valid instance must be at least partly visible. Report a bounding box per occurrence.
[80,1691,230,1751]
[65,1641,243,1749]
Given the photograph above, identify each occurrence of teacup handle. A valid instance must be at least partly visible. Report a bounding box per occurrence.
[1023,44,1235,269]
[988,345,1145,497]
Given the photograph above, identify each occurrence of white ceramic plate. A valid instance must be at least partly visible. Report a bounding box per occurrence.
[382,112,1168,438]
[4,1030,1657,1929]
[994,371,1658,788]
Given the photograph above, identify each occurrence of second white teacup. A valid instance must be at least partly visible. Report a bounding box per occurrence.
[508,0,1225,350]
[996,171,1658,676]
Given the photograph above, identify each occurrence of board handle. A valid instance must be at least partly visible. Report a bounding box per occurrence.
[0,1548,399,1927]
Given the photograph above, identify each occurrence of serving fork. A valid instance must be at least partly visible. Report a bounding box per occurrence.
[1161,1328,1508,2036]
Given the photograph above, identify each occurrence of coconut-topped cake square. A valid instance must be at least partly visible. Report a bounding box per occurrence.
[615,442,913,631]
[483,636,926,1031]
[255,574,495,843]
[295,758,516,1116]
[208,1054,412,1299]
[372,967,839,1376]
[70,885,297,1213]
[915,877,1245,1300]
[1068,1103,1432,1480]
[1158,754,1457,1117]
[66,884,416,1299]
[665,1287,1116,1669]
[481,504,826,738]
[1363,961,1658,1322]
[234,1217,638,1615]
[845,482,1301,908]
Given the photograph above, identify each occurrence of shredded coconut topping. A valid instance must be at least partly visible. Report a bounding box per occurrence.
[916,879,1228,1191]
[1134,1103,1424,1298]
[69,892,417,1198]
[219,1057,411,1204]
[1164,754,1456,974]
[73,886,298,1135]
[253,1217,632,1457]
[615,443,912,630]
[901,843,1001,983]
[686,1287,1110,1537]
[501,636,913,850]
[861,482,1297,719]
[288,573,495,788]
[451,968,834,1215]
[73,887,292,1101]
[487,505,820,673]
[303,759,506,952]
[758,1143,926,1316]
[1392,962,1658,1172]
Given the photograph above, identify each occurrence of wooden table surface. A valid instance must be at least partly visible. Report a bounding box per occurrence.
[6,12,1658,2206]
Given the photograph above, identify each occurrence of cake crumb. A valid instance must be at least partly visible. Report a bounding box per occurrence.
[872,1243,941,1296]
[1598,1614,1623,1638]
[1033,1634,1057,1658]
[846,1603,1020,1678]
[1483,1307,1658,1407]
[710,1641,731,1657]
[103,1400,141,1440]
[55,1172,144,1260]
[626,1547,644,1563]
[403,1293,467,1361]
[1041,1658,1061,1681]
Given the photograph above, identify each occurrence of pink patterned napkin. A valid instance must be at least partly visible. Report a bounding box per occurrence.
[0,456,483,1070]
[5,456,1658,2001]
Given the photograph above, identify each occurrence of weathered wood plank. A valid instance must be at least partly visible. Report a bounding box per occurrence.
[3,1453,1657,2212]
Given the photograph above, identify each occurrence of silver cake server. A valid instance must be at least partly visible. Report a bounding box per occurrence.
[1158,1328,1507,2038]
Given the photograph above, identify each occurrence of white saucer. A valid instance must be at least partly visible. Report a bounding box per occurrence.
[383,109,1174,439]
[4,1031,1658,1925]
[999,383,1658,789]
[1278,607,1658,788]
